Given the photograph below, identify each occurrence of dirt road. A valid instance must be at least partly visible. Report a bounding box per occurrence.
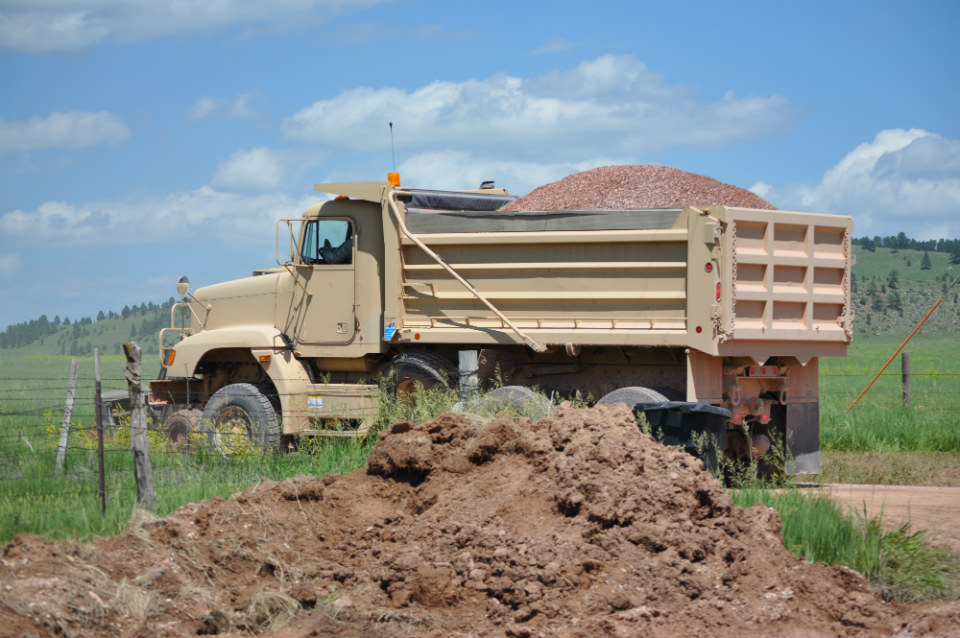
[821,484,960,553]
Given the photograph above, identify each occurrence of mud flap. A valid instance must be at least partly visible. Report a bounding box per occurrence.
[633,401,730,476]
[785,402,820,474]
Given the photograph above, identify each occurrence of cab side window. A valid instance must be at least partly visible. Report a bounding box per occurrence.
[302,219,353,265]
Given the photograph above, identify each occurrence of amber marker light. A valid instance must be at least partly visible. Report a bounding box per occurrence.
[388,172,400,186]
[259,354,272,364]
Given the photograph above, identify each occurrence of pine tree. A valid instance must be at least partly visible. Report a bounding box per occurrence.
[888,291,903,316]
[921,251,932,270]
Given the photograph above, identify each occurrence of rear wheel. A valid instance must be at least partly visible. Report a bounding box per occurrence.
[162,408,202,450]
[481,385,551,420]
[596,386,670,407]
[383,350,458,397]
[201,383,281,456]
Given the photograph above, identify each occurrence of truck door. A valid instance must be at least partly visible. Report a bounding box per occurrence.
[292,218,356,345]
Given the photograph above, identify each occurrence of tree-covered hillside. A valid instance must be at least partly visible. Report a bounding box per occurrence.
[849,244,960,338]
[0,299,176,356]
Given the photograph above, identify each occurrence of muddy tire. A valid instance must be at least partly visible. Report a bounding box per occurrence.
[481,385,551,420]
[201,384,281,456]
[163,408,202,450]
[383,350,458,398]
[596,386,670,407]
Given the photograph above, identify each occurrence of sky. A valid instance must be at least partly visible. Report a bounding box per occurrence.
[1,0,958,331]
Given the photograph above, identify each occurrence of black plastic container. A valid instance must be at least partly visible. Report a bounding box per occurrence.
[631,401,731,475]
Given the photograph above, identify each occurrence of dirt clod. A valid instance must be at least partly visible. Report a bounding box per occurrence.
[1,404,957,636]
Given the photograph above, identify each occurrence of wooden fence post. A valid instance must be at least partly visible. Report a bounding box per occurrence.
[124,342,158,511]
[458,350,480,411]
[902,351,911,409]
[94,347,106,515]
[55,358,79,475]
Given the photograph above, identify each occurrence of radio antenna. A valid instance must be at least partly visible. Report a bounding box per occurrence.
[389,122,396,172]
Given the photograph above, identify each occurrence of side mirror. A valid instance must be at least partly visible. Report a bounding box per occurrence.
[177,276,190,299]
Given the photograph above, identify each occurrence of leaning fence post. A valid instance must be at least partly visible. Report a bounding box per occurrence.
[124,342,158,511]
[55,358,80,475]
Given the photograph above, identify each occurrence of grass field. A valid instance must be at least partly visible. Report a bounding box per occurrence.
[819,333,960,454]
[0,348,466,544]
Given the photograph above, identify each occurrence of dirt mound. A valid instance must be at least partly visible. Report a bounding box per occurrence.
[0,405,953,636]
[501,164,777,211]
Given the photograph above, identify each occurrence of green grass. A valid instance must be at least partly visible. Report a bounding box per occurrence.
[0,417,374,544]
[819,450,960,486]
[819,333,960,452]
[0,351,468,545]
[732,485,960,602]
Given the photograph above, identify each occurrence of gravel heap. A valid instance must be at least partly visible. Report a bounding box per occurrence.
[501,164,776,211]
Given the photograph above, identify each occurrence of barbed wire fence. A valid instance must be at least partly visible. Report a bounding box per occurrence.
[1,348,959,521]
[0,342,240,523]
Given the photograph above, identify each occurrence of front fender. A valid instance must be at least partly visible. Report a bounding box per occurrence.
[168,327,288,377]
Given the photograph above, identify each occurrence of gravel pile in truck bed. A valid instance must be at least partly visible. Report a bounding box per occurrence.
[500,164,777,211]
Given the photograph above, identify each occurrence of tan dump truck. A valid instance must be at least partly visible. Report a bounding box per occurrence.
[149,176,853,473]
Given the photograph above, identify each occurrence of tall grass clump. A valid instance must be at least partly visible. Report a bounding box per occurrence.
[732,486,960,602]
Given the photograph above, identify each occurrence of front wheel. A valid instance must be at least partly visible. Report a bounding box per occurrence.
[201,383,281,456]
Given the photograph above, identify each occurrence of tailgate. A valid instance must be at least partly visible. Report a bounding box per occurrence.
[717,206,853,344]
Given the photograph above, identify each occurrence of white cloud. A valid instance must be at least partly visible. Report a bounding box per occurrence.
[0,252,19,276]
[188,98,220,122]
[765,129,960,239]
[328,20,474,46]
[0,0,387,52]
[749,181,772,200]
[282,54,794,159]
[188,91,261,122]
[528,38,571,56]
[0,110,130,155]
[0,187,318,247]
[397,150,624,195]
[212,147,286,191]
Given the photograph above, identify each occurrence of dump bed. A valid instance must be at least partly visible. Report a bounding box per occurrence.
[384,188,852,358]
